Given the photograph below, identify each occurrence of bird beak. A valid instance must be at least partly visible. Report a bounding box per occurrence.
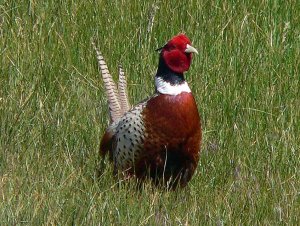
[185,44,198,54]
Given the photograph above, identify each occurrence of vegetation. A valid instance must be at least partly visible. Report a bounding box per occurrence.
[1,0,299,224]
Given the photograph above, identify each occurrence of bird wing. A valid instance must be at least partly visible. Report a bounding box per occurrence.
[112,101,146,171]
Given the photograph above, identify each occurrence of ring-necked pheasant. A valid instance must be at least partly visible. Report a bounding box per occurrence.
[93,34,201,188]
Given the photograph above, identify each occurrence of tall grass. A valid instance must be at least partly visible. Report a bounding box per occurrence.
[0,0,299,224]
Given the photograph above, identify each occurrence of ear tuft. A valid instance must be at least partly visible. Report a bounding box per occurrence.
[155,46,164,52]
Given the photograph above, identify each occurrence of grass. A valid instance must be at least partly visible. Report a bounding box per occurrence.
[1,0,299,224]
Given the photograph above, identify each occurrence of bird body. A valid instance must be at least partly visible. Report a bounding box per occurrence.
[95,34,201,188]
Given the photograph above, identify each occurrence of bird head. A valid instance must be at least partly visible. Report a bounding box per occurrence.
[157,34,198,74]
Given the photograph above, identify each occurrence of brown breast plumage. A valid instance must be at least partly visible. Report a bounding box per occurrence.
[136,92,202,187]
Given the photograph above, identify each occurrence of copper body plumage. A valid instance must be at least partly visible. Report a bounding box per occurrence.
[95,34,201,188]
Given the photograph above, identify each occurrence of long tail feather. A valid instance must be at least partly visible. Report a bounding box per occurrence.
[92,41,122,123]
[118,64,131,114]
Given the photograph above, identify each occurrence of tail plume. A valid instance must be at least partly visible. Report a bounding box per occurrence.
[92,41,122,122]
[118,64,130,114]
[92,41,130,123]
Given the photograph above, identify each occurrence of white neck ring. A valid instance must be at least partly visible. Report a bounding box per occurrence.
[155,77,191,95]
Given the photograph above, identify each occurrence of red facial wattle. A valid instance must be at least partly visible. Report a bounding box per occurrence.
[163,50,192,73]
[161,34,197,73]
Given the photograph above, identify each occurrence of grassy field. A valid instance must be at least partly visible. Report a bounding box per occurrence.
[1,0,299,225]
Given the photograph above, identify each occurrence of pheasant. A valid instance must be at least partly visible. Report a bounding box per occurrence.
[94,34,201,188]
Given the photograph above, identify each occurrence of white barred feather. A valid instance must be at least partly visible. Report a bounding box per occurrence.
[118,64,130,114]
[92,42,122,122]
[92,41,131,123]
